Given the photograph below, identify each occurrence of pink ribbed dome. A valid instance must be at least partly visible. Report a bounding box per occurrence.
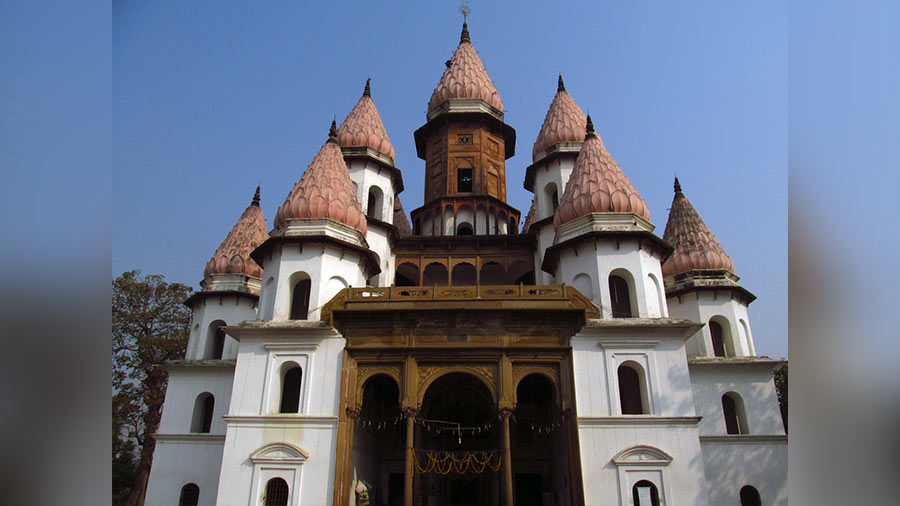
[427,22,503,114]
[274,122,367,235]
[337,79,396,162]
[554,116,650,228]
[204,186,269,278]
[532,75,586,160]
[662,178,735,276]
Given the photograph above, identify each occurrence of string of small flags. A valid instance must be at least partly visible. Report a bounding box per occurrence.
[511,411,569,435]
[354,413,404,431]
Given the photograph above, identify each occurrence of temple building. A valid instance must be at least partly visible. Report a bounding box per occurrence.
[144,21,787,506]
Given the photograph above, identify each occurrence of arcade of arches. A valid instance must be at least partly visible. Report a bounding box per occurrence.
[327,289,592,506]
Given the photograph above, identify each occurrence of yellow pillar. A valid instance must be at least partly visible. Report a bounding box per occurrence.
[403,408,417,506]
[500,408,514,506]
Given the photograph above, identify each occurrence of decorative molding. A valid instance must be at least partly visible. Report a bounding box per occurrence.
[223,415,339,428]
[152,433,226,443]
[250,442,309,465]
[611,445,673,466]
[598,339,659,350]
[577,416,701,427]
[699,434,788,444]
[264,341,321,352]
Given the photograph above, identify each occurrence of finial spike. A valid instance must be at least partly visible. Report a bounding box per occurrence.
[674,177,683,195]
[363,78,371,97]
[328,119,337,141]
[460,21,470,44]
[585,114,595,135]
[558,74,566,92]
[252,185,260,206]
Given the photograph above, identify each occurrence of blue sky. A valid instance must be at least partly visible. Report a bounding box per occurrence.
[112,1,787,358]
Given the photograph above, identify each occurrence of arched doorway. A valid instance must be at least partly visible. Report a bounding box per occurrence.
[352,374,404,506]
[416,373,500,505]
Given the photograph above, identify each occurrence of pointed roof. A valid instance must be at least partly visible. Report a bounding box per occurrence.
[522,198,536,233]
[393,197,412,236]
[337,79,396,162]
[554,116,650,228]
[532,75,587,160]
[204,186,269,279]
[274,122,367,235]
[427,22,503,114]
[661,178,734,276]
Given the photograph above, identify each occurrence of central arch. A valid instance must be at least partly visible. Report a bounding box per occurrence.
[416,372,500,506]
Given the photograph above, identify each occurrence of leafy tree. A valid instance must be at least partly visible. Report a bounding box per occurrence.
[113,270,192,505]
[774,363,788,433]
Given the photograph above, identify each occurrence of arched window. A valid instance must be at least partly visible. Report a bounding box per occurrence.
[544,182,559,217]
[178,483,200,506]
[395,263,419,286]
[451,263,476,286]
[191,393,214,433]
[618,363,647,415]
[722,392,749,434]
[456,223,473,235]
[264,477,290,506]
[211,325,225,360]
[367,186,383,220]
[609,274,633,318]
[632,480,660,506]
[710,320,727,357]
[290,277,311,320]
[422,263,449,286]
[279,366,303,414]
[480,262,505,285]
[740,485,762,505]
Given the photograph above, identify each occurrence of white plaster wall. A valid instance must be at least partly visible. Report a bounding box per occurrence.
[187,295,258,360]
[157,367,236,434]
[534,220,557,285]
[689,364,785,436]
[701,440,788,506]
[577,425,710,506]
[145,439,225,506]
[667,292,755,357]
[348,159,395,225]
[257,244,368,321]
[571,330,696,418]
[557,238,667,318]
[363,224,393,287]
[532,156,576,221]
[216,330,345,505]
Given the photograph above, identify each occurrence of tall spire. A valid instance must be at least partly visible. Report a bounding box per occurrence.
[558,74,566,92]
[661,178,735,276]
[204,186,268,280]
[460,21,470,44]
[531,74,587,161]
[363,78,371,97]
[252,185,260,207]
[337,78,396,162]
[328,119,337,141]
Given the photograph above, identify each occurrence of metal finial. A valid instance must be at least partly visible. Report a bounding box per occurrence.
[460,2,471,22]
[585,114,595,135]
[558,74,566,92]
[252,185,260,206]
[328,119,337,141]
[460,21,470,44]
[674,177,683,195]
[363,78,371,97]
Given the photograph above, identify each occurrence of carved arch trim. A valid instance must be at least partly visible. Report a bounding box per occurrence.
[512,364,561,407]
[352,365,403,413]
[417,364,497,407]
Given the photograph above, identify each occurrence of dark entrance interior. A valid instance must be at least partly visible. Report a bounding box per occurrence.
[351,375,404,506]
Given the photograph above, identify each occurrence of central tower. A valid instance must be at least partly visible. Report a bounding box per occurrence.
[410,22,520,236]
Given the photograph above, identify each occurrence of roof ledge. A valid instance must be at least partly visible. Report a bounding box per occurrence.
[555,212,655,244]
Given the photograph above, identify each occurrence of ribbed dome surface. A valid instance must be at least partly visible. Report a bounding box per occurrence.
[393,197,412,236]
[204,187,268,278]
[274,123,367,235]
[662,178,734,276]
[522,198,536,233]
[427,22,503,114]
[532,76,586,160]
[554,117,650,228]
[337,79,396,162]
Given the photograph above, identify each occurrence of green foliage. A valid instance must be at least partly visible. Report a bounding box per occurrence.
[773,363,788,432]
[112,270,192,505]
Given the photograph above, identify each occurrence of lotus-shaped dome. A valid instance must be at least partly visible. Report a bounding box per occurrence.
[661,178,735,276]
[532,75,586,160]
[204,186,268,278]
[274,122,367,235]
[337,79,396,162]
[427,22,503,114]
[554,116,650,228]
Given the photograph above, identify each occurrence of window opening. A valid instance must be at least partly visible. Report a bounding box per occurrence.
[211,326,225,360]
[178,483,200,506]
[264,478,289,506]
[280,366,303,414]
[740,485,762,505]
[290,279,311,320]
[710,321,726,357]
[609,275,633,318]
[618,365,644,415]
[632,480,660,506]
[458,168,473,193]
